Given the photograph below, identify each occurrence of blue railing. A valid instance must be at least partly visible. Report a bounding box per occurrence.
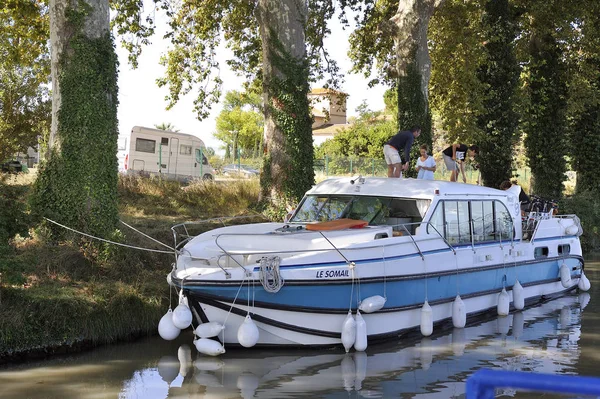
[466,369,600,398]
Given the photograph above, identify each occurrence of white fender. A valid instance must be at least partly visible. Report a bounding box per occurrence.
[237,314,260,348]
[420,301,433,337]
[560,263,572,288]
[354,310,368,352]
[194,338,226,356]
[195,322,225,338]
[452,295,466,328]
[158,309,180,341]
[341,354,356,392]
[358,295,386,313]
[157,356,179,385]
[354,352,367,391]
[512,311,524,339]
[579,292,591,310]
[565,224,579,236]
[578,271,591,291]
[497,288,510,316]
[177,344,192,377]
[194,358,225,371]
[512,280,525,310]
[341,311,356,353]
[172,302,193,329]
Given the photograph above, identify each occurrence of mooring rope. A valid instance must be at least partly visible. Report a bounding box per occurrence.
[43,217,177,255]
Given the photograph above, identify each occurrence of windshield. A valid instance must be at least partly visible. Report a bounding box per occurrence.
[290,195,430,226]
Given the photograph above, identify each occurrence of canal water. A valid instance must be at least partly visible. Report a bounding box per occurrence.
[2,262,599,399]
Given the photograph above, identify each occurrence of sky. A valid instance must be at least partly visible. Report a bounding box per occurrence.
[115,8,387,153]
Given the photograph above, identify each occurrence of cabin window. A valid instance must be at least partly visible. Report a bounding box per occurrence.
[441,201,471,244]
[428,199,513,244]
[495,201,514,241]
[289,195,428,230]
[558,244,571,255]
[180,145,192,155]
[161,137,169,145]
[135,138,155,153]
[534,247,549,258]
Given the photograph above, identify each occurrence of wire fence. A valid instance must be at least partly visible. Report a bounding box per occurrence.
[216,155,533,189]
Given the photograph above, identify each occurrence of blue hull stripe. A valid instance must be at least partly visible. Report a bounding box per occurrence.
[181,257,581,311]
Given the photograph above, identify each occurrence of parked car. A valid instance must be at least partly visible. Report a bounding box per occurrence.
[222,164,259,177]
[1,160,23,173]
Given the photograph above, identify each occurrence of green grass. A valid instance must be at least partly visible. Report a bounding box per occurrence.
[0,174,263,361]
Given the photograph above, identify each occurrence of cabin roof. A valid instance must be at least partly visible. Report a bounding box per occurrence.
[307,177,512,201]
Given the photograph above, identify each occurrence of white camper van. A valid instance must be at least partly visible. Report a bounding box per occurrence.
[120,126,215,181]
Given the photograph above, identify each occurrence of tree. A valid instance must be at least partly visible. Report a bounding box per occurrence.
[31,0,119,237]
[214,90,263,159]
[520,1,572,198]
[0,0,50,161]
[316,102,396,159]
[429,0,486,145]
[475,0,520,189]
[566,0,600,194]
[348,0,442,177]
[154,122,179,132]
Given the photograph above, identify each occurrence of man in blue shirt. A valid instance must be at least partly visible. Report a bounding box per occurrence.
[383,126,421,178]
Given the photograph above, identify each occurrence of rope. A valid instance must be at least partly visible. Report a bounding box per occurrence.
[259,256,284,293]
[43,217,176,254]
[221,274,247,349]
[120,220,177,251]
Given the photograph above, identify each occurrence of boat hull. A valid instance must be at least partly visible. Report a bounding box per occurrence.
[178,258,583,346]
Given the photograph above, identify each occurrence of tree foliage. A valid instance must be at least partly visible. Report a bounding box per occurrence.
[214,90,263,158]
[0,0,50,161]
[566,0,600,194]
[154,122,179,132]
[475,0,519,189]
[429,0,485,144]
[520,0,574,198]
[316,101,396,158]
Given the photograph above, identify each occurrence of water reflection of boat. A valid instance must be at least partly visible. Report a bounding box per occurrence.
[153,293,589,398]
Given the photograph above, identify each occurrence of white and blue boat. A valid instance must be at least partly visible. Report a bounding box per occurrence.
[167,177,587,348]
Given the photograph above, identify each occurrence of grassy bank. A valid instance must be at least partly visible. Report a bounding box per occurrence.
[0,174,263,363]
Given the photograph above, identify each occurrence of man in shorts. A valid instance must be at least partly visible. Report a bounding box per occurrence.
[383,126,421,178]
[442,144,479,182]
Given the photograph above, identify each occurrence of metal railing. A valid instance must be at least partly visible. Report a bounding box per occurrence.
[173,220,459,278]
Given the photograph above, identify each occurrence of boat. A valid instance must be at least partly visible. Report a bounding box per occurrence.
[166,177,588,349]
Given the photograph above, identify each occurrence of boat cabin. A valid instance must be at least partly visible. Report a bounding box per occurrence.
[289,177,521,243]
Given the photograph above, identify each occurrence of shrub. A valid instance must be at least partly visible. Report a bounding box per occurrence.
[560,191,600,252]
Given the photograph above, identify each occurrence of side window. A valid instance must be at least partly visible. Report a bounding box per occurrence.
[180,145,192,155]
[494,200,514,241]
[135,138,155,153]
[471,201,485,242]
[444,201,470,244]
[428,202,445,236]
[558,244,571,255]
[161,137,169,146]
[534,247,549,258]
[195,149,209,165]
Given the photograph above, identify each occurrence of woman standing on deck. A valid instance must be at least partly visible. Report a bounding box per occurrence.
[416,145,436,180]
